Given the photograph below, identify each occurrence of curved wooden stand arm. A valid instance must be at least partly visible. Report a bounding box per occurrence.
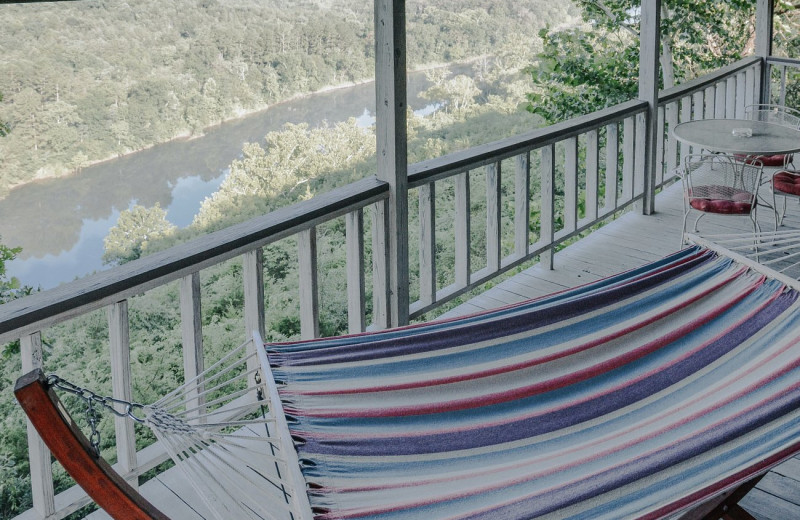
[14,369,170,520]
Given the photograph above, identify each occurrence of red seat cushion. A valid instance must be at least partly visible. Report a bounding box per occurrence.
[734,153,791,167]
[688,185,753,214]
[773,170,800,196]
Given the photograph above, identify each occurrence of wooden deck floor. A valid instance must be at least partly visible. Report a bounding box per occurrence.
[88,180,800,519]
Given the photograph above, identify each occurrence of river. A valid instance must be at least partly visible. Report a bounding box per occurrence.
[1,65,464,289]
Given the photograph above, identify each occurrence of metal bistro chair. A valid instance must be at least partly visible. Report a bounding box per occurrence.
[681,154,763,248]
[736,104,800,170]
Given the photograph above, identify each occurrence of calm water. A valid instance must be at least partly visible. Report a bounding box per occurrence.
[2,66,459,289]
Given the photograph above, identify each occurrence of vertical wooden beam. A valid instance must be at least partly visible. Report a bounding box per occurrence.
[454,172,471,287]
[374,0,409,327]
[605,123,619,211]
[107,300,137,487]
[514,153,531,258]
[418,184,436,307]
[21,332,56,518]
[540,145,555,270]
[372,200,390,330]
[243,248,265,391]
[586,130,599,220]
[486,162,501,273]
[665,103,679,177]
[345,209,366,334]
[298,227,320,340]
[638,0,661,215]
[755,0,774,104]
[564,137,579,232]
[180,273,204,421]
[655,106,665,186]
[622,117,635,202]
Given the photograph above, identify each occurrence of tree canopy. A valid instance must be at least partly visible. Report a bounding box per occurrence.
[526,0,758,123]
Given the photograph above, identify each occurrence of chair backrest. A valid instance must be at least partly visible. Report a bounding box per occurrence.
[682,154,763,211]
[744,103,800,128]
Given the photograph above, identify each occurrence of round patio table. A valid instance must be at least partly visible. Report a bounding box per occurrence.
[672,118,800,155]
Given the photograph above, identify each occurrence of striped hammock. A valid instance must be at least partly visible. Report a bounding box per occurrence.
[259,246,800,520]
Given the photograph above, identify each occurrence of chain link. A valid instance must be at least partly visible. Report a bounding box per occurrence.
[46,375,148,456]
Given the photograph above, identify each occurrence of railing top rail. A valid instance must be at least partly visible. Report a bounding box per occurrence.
[766,56,800,67]
[0,176,389,344]
[408,99,648,188]
[658,56,761,106]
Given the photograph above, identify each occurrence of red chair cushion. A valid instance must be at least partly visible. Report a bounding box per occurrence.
[688,185,753,214]
[734,153,790,167]
[773,170,800,196]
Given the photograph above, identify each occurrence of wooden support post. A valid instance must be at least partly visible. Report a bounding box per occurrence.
[755,0,774,104]
[180,272,204,421]
[107,300,137,487]
[374,0,409,327]
[564,137,578,233]
[585,131,599,222]
[346,209,367,334]
[20,332,56,518]
[639,0,661,215]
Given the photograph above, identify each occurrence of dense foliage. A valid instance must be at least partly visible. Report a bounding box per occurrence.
[526,0,758,123]
[0,0,567,198]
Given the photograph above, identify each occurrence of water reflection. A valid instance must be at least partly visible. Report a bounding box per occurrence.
[0,65,462,288]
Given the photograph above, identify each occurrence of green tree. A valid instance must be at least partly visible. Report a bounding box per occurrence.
[527,0,757,123]
[103,203,176,265]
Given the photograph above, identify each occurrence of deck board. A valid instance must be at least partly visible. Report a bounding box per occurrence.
[87,180,800,519]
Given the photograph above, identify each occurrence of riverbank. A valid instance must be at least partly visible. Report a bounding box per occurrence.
[0,58,482,201]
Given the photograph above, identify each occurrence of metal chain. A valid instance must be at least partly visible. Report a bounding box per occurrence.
[46,374,148,455]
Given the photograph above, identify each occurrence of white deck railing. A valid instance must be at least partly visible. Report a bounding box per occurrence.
[2,55,775,519]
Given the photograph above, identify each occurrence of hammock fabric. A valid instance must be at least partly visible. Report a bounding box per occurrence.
[265,246,800,520]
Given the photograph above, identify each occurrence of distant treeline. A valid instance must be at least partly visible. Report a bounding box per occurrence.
[0,0,574,197]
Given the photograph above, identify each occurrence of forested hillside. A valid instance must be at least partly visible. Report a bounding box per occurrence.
[0,0,572,197]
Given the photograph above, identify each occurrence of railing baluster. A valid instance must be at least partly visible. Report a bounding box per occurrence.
[634,112,646,201]
[372,200,390,329]
[665,102,678,177]
[605,122,619,211]
[736,72,747,118]
[541,145,555,270]
[715,81,726,118]
[180,273,204,422]
[514,153,530,258]
[564,137,579,232]
[486,162,501,272]
[780,65,788,106]
[745,65,756,108]
[21,331,56,519]
[622,117,635,202]
[655,106,665,185]
[107,300,137,487]
[418,184,436,307]
[726,76,737,118]
[585,131,599,222]
[243,248,265,392]
[681,96,692,157]
[345,209,366,334]
[455,172,471,287]
[704,86,716,119]
[298,227,319,340]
